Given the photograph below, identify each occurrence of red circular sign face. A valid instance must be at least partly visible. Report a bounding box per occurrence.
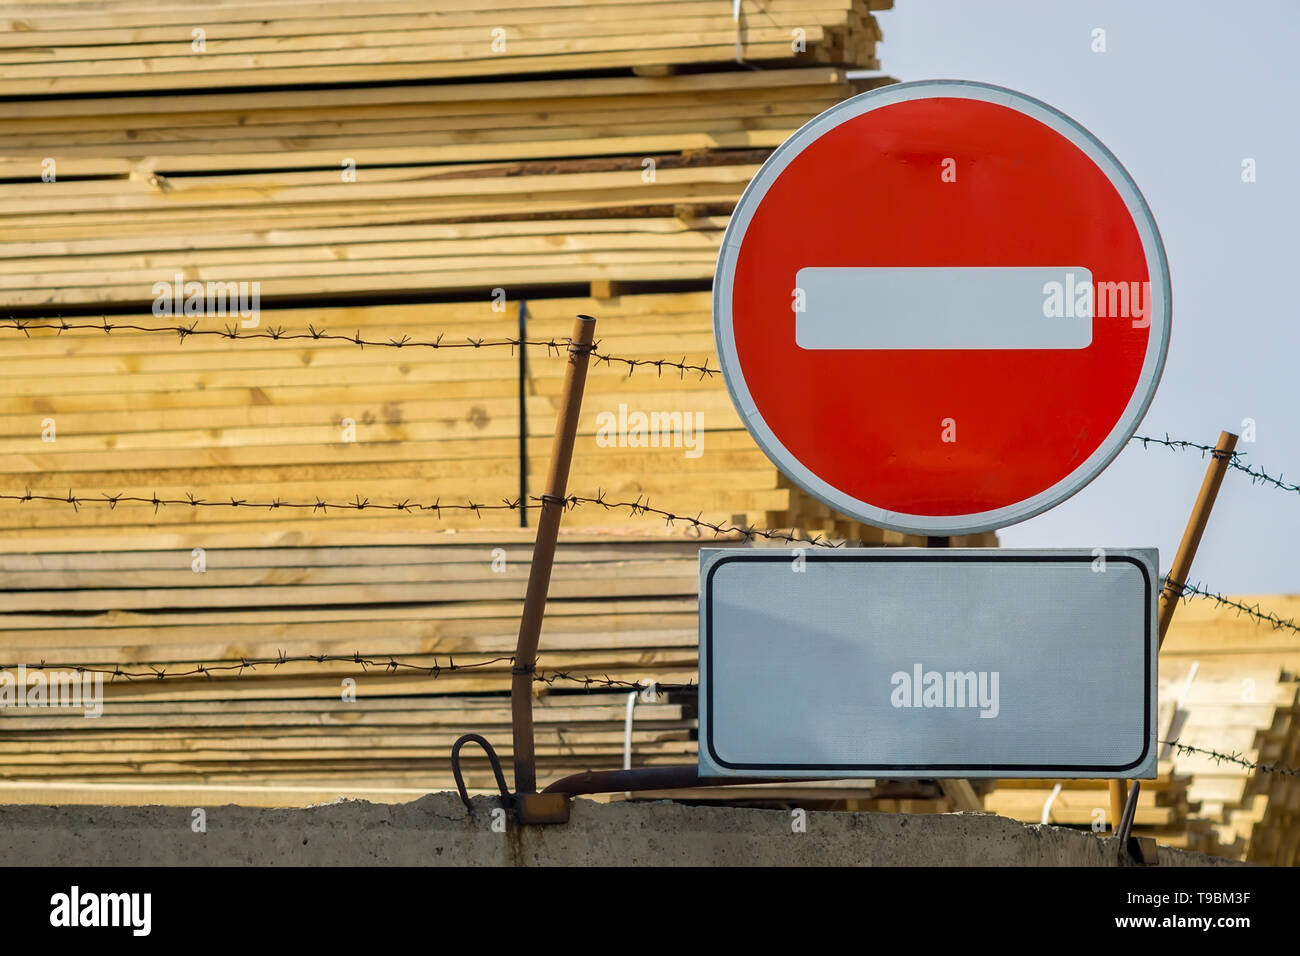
[714,81,1170,535]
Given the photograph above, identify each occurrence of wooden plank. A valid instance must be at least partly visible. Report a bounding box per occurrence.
[0,41,822,95]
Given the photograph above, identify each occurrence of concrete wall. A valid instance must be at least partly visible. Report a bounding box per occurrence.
[0,792,1238,866]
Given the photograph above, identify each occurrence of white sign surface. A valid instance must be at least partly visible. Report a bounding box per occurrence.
[793,266,1094,350]
[698,548,1158,779]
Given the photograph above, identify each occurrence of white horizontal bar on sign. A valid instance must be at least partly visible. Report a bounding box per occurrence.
[793,266,1093,350]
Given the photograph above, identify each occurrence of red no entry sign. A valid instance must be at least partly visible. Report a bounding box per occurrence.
[714,80,1171,535]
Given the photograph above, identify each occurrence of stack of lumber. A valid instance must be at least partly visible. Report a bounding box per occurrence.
[0,0,909,544]
[1156,597,1300,860]
[0,2,889,308]
[0,0,1012,811]
[1,0,885,96]
[0,532,701,802]
[0,292,777,546]
[1236,676,1300,864]
[1,66,857,175]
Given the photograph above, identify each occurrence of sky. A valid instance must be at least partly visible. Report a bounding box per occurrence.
[870,0,1300,593]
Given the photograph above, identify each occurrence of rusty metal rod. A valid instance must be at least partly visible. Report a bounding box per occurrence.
[1157,430,1239,646]
[1108,429,1238,832]
[511,315,596,795]
[1115,779,1142,848]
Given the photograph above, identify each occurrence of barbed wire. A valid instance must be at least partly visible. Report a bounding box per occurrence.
[1165,578,1300,636]
[15,322,1300,466]
[0,317,717,379]
[1132,434,1231,458]
[0,651,684,692]
[0,488,523,516]
[16,324,1300,456]
[3,652,508,682]
[10,320,1300,456]
[1132,433,1299,495]
[7,649,1294,777]
[9,648,1293,777]
[0,487,842,546]
[576,489,842,547]
[1161,740,1300,778]
[11,486,1300,596]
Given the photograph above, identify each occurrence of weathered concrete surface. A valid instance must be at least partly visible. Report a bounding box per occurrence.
[0,792,1237,866]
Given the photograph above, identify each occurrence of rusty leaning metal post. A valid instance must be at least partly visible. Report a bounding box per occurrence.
[1108,429,1239,845]
[510,314,596,824]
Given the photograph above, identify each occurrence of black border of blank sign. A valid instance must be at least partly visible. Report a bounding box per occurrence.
[703,552,1154,774]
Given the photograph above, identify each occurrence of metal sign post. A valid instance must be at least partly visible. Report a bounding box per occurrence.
[465,83,1186,831]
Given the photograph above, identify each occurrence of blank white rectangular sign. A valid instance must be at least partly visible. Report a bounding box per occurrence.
[698,548,1157,779]
[794,266,1093,350]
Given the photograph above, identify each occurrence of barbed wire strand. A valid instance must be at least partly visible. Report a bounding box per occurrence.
[7,323,1298,486]
[0,317,716,379]
[5,652,1296,776]
[8,322,1298,486]
[1132,433,1299,495]
[0,651,684,692]
[1163,577,1300,635]
[8,492,1300,629]
[1161,740,1300,778]
[0,488,842,547]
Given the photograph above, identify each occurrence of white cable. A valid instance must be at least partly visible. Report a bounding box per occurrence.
[733,0,744,65]
[1177,660,1199,709]
[623,691,637,799]
[1040,783,1063,825]
[1161,660,1199,760]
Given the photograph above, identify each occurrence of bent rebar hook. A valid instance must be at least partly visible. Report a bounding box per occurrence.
[450,733,511,817]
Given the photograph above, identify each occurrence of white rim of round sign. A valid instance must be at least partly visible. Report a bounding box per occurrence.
[713,79,1172,536]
